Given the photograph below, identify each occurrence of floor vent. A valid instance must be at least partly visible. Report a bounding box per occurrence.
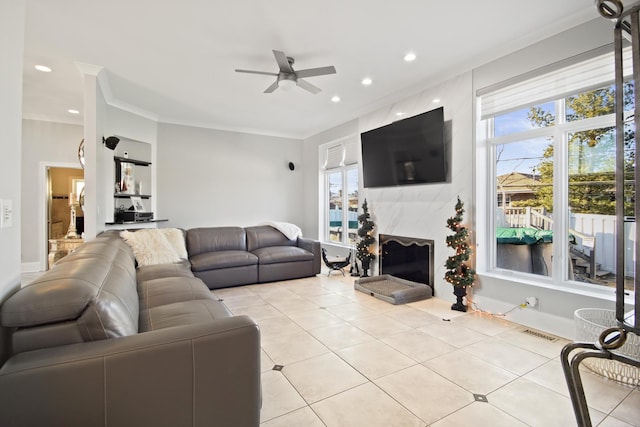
[521,329,558,342]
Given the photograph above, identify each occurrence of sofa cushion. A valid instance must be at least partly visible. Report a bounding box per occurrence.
[252,246,314,265]
[190,250,258,272]
[2,255,139,351]
[120,229,181,266]
[245,225,294,252]
[139,300,232,332]
[2,259,134,329]
[159,228,188,259]
[11,320,85,355]
[138,277,214,310]
[56,241,137,283]
[186,227,247,257]
[136,260,194,283]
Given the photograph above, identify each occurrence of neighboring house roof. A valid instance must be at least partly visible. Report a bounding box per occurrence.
[496,172,540,195]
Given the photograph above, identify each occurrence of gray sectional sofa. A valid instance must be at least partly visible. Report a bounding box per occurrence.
[0,224,320,427]
[187,225,321,289]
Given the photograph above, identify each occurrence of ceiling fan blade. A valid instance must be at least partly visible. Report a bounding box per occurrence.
[295,66,336,78]
[272,50,293,73]
[235,69,278,76]
[296,79,321,94]
[264,80,279,93]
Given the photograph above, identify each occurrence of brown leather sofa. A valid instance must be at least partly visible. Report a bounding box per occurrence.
[0,230,261,427]
[187,225,321,289]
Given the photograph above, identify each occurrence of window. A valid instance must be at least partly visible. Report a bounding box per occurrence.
[478,47,635,290]
[320,138,359,246]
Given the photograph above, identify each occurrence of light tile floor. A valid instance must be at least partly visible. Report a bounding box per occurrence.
[216,271,640,427]
[21,270,639,426]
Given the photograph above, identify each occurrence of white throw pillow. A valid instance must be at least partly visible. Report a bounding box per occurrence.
[159,228,188,259]
[120,229,181,266]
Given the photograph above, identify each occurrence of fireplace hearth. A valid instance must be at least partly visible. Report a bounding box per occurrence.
[379,234,434,294]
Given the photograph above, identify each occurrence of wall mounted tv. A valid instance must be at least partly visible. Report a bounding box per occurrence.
[360,106,447,188]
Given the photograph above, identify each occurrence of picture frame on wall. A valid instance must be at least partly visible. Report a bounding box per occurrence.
[130,196,146,212]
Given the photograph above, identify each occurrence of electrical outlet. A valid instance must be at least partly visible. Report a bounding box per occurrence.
[525,296,539,308]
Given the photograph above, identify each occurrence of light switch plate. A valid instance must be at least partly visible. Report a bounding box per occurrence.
[1,199,13,228]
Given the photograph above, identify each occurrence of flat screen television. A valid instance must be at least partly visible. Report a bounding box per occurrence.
[360,107,446,188]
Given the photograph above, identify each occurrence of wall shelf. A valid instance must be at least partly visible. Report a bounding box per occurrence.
[105,219,168,225]
[114,156,152,211]
[113,156,151,166]
[114,193,151,199]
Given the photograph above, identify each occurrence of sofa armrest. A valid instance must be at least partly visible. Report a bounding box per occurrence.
[0,316,261,427]
[297,237,321,274]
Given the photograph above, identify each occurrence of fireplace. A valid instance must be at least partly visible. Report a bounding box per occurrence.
[379,234,434,294]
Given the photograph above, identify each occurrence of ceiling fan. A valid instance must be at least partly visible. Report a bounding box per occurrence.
[235,50,336,94]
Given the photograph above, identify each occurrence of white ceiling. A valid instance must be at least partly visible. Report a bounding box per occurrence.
[22,0,600,139]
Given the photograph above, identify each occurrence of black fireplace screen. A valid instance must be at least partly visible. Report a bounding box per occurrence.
[379,234,434,293]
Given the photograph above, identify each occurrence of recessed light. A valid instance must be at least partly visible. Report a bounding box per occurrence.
[432,98,441,103]
[331,96,341,103]
[404,52,417,62]
[35,65,52,73]
[361,77,373,86]
[395,112,405,117]
[68,109,80,115]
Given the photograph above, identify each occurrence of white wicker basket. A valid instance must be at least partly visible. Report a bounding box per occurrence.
[574,308,640,386]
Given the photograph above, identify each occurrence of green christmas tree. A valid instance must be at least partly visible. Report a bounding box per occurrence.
[356,199,376,276]
[444,197,476,290]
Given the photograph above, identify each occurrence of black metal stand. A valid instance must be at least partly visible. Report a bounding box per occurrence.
[321,248,351,277]
[561,329,640,427]
[562,4,640,426]
[350,260,360,277]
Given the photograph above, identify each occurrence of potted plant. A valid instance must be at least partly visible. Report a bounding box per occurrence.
[444,196,476,311]
[356,199,376,277]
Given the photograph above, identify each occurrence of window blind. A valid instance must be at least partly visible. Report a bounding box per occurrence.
[343,139,359,166]
[322,137,360,169]
[323,144,344,170]
[479,47,632,120]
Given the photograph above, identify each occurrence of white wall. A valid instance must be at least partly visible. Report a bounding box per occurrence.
[0,0,25,303]
[81,71,103,240]
[156,123,304,231]
[21,120,83,267]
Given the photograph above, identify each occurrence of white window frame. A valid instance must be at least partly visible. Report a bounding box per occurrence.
[476,47,630,297]
[319,137,359,247]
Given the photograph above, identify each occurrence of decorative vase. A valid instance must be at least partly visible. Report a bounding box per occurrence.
[361,258,370,277]
[451,286,468,312]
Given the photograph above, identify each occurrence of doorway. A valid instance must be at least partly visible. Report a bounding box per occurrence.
[42,165,84,269]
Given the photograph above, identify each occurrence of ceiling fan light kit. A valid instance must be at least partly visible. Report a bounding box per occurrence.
[236,50,336,94]
[278,77,296,91]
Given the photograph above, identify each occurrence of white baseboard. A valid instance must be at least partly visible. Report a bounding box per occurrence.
[470,294,575,340]
[21,262,43,273]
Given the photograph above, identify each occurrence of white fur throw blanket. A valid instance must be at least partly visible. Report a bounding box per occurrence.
[259,221,302,241]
